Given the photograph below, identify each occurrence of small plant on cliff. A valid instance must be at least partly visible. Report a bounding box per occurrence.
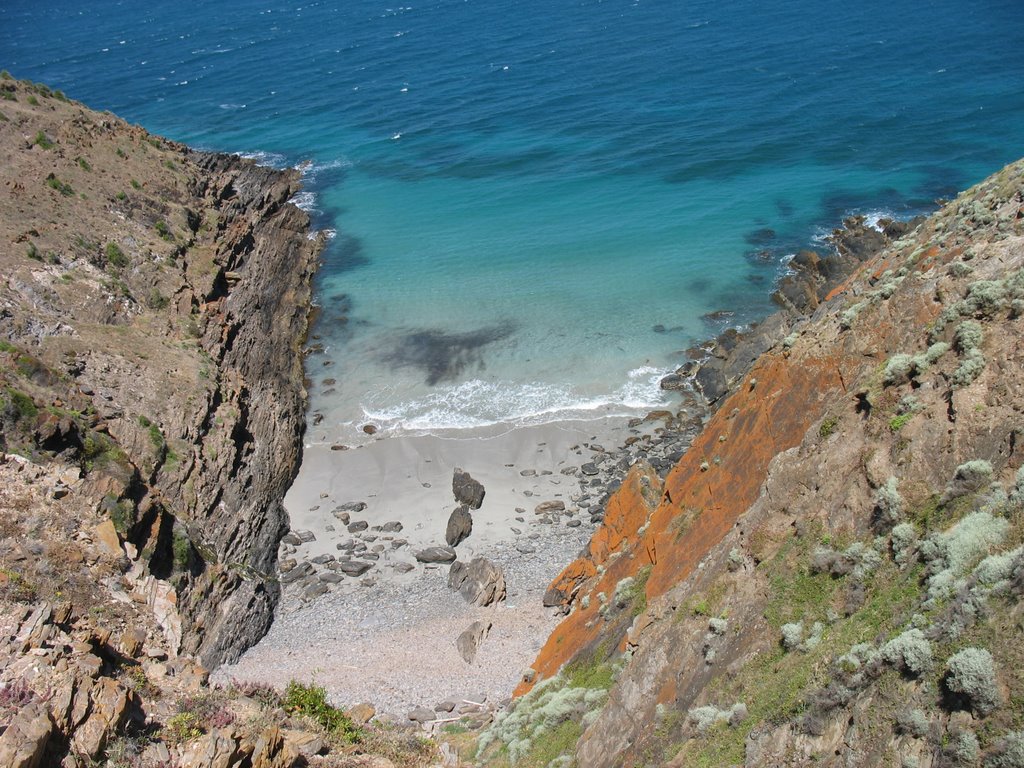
[32,130,53,149]
[162,711,203,744]
[284,680,360,743]
[873,478,904,531]
[154,219,172,240]
[945,647,1000,716]
[45,174,73,196]
[105,242,128,268]
[883,353,917,386]
[986,731,1024,768]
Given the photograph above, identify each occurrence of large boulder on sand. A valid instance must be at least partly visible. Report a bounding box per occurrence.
[448,557,506,606]
[445,506,473,546]
[415,546,458,564]
[452,468,485,509]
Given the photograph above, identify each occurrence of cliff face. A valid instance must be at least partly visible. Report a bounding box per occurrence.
[0,76,322,667]
[480,160,1024,766]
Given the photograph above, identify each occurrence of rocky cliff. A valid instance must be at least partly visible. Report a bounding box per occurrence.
[476,160,1024,767]
[0,74,322,668]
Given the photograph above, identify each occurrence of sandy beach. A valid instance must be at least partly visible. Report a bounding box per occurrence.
[215,415,672,718]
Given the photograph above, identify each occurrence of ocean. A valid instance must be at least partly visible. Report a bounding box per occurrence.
[4,0,1023,443]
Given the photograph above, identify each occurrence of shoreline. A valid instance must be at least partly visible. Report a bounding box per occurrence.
[215,409,703,717]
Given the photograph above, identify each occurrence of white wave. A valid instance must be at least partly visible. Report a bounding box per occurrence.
[861,209,894,232]
[358,367,672,435]
[219,103,247,110]
[236,150,289,168]
[290,191,318,212]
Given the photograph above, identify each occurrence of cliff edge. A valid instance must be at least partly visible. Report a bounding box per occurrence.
[0,74,322,668]
[475,159,1024,767]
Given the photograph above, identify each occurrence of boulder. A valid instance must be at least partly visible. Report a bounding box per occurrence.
[339,561,373,577]
[452,468,485,509]
[445,506,473,547]
[415,546,457,564]
[71,678,131,758]
[347,521,369,533]
[658,373,688,391]
[0,702,53,768]
[448,557,506,606]
[347,702,376,725]
[408,707,436,723]
[534,500,565,514]
[457,620,492,664]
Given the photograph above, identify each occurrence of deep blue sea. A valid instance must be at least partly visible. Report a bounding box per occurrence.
[4,0,1024,442]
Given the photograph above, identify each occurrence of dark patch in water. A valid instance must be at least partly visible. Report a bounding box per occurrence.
[381,324,517,385]
[775,198,795,218]
[744,227,777,246]
[688,277,712,295]
[320,232,370,274]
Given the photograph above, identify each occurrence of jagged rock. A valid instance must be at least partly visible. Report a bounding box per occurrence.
[534,500,565,514]
[415,546,457,564]
[347,521,369,533]
[319,573,345,584]
[380,521,403,532]
[279,562,313,584]
[457,620,492,664]
[445,506,473,546]
[282,729,325,757]
[580,463,600,476]
[393,562,416,574]
[452,468,485,509]
[347,702,376,725]
[71,678,131,758]
[408,707,436,723]
[336,501,367,513]
[659,373,688,391]
[92,519,121,556]
[339,561,373,577]
[119,626,146,657]
[448,557,506,606]
[0,702,53,768]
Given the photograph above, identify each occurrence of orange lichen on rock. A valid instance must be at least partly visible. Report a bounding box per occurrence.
[523,348,851,690]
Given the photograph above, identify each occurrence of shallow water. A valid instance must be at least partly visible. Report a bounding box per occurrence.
[3,0,1023,442]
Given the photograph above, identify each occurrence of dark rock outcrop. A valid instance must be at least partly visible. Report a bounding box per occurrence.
[445,506,474,546]
[452,468,485,509]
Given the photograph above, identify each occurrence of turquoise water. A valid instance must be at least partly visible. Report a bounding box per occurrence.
[3,0,1023,439]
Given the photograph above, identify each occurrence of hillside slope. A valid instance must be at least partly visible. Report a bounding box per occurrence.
[476,159,1024,767]
[0,73,322,668]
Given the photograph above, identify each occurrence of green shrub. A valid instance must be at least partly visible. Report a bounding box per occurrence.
[32,130,53,149]
[954,320,984,353]
[26,243,41,261]
[944,647,1000,715]
[26,95,39,106]
[45,174,73,196]
[105,242,128,268]
[819,416,839,439]
[284,681,360,743]
[952,348,985,387]
[115,191,127,201]
[154,220,172,240]
[889,413,913,432]
[688,702,748,734]
[874,478,904,529]
[880,628,932,675]
[883,353,916,386]
[162,712,203,744]
[130,179,141,190]
[920,511,1008,600]
[76,156,92,172]
[985,731,1024,768]
[3,387,38,422]
[895,708,930,738]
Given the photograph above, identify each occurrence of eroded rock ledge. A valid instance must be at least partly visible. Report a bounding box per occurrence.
[0,76,323,667]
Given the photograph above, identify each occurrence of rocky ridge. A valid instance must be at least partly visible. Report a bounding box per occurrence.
[472,161,1024,767]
